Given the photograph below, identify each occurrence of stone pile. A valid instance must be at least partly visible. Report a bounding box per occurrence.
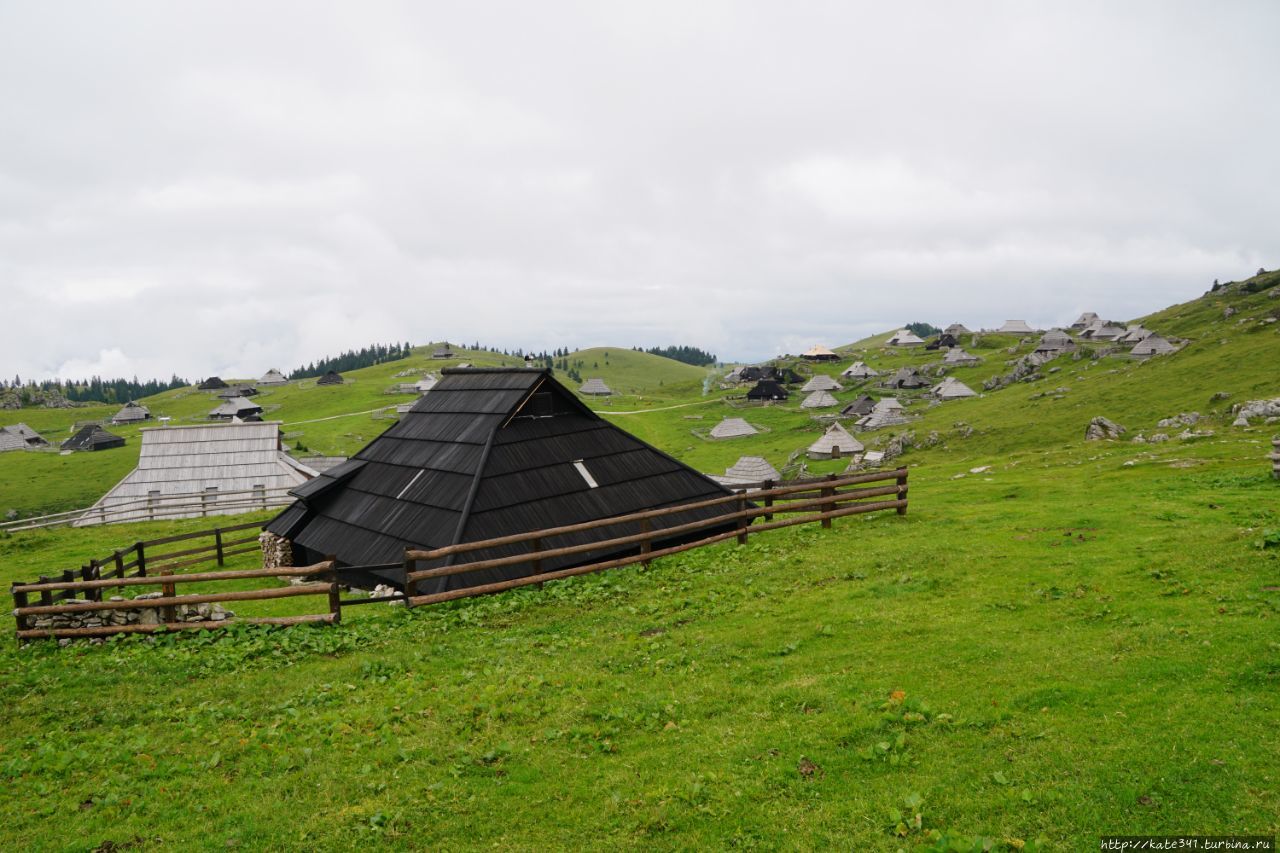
[1157,412,1201,428]
[260,530,293,569]
[1085,417,1127,441]
[26,592,235,646]
[1232,398,1280,426]
[983,351,1056,391]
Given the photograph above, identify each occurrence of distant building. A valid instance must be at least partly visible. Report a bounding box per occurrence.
[579,377,613,396]
[316,370,344,386]
[259,369,288,386]
[111,401,151,425]
[886,329,926,347]
[801,344,839,362]
[61,425,125,452]
[0,423,48,452]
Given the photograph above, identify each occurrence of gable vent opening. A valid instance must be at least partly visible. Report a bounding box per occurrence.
[572,459,598,489]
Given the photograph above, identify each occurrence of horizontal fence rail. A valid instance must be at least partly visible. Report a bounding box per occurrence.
[10,469,910,644]
[2,487,296,532]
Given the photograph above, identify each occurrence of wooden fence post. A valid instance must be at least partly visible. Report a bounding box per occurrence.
[821,474,835,529]
[12,588,29,641]
[160,568,176,624]
[639,518,652,567]
[135,543,147,577]
[214,529,225,566]
[763,480,775,522]
[113,550,125,579]
[328,583,342,624]
[1271,437,1280,480]
[897,470,909,516]
[402,553,416,606]
[736,496,749,545]
[530,538,543,586]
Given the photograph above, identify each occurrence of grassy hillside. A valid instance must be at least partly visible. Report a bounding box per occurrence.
[1,276,1278,847]
[566,347,713,401]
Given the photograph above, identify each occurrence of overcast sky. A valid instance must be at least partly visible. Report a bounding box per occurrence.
[2,1,1277,380]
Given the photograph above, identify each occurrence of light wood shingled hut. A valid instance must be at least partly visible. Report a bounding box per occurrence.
[800,389,839,409]
[944,323,973,336]
[807,422,864,459]
[801,344,840,361]
[1130,334,1176,358]
[708,417,759,439]
[930,377,978,399]
[841,362,879,379]
[942,347,981,365]
[111,401,151,425]
[800,374,844,393]
[0,423,48,452]
[259,368,287,385]
[1071,312,1100,330]
[209,397,264,421]
[997,320,1036,334]
[579,377,613,396]
[712,455,782,487]
[76,421,316,526]
[1035,329,1076,354]
[886,329,926,347]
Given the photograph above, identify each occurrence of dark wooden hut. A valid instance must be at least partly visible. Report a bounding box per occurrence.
[198,376,228,390]
[61,425,125,452]
[745,379,789,401]
[266,368,742,594]
[316,370,344,386]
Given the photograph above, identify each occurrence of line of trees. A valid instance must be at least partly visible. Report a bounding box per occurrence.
[631,345,717,366]
[905,322,941,338]
[289,342,412,380]
[1,375,189,406]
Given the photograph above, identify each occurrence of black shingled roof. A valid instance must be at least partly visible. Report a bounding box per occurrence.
[267,368,740,594]
[61,425,126,452]
[745,379,789,400]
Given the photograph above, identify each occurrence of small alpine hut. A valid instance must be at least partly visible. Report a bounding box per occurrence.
[579,377,613,396]
[217,384,259,399]
[996,320,1036,335]
[61,424,126,452]
[708,417,758,439]
[78,421,316,526]
[111,401,152,425]
[882,367,929,390]
[930,377,978,400]
[942,347,981,366]
[886,329,925,347]
[198,377,228,391]
[746,379,789,401]
[800,374,844,393]
[712,456,782,488]
[1087,325,1127,342]
[807,422,864,460]
[209,397,264,421]
[944,323,972,337]
[800,389,839,409]
[431,343,455,359]
[801,344,840,362]
[1035,329,1076,354]
[415,374,439,394]
[856,403,909,431]
[1071,312,1100,330]
[842,361,879,380]
[1130,334,1176,358]
[926,333,959,351]
[841,394,876,417]
[259,368,288,386]
[1116,326,1152,346]
[317,370,344,386]
[265,368,744,593]
[0,423,48,452]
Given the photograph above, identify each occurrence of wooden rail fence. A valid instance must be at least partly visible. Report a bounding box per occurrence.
[10,469,909,643]
[2,486,296,532]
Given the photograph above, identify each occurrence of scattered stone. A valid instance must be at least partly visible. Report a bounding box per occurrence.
[1123,461,1136,467]
[1085,417,1127,441]
[1233,415,1250,427]
[1157,412,1201,428]
[969,465,991,474]
[1210,391,1232,403]
[1224,305,1236,318]
[1149,433,1170,443]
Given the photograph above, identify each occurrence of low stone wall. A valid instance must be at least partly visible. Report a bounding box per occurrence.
[1271,437,1280,480]
[260,530,293,569]
[26,592,235,646]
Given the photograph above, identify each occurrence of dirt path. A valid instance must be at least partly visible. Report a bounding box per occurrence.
[596,398,720,416]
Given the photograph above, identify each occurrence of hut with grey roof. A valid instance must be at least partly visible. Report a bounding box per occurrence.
[942,347,981,366]
[842,361,879,379]
[931,377,978,400]
[61,424,125,452]
[1116,326,1152,345]
[882,367,929,389]
[1130,334,1176,358]
[209,397,264,421]
[856,409,910,431]
[944,323,973,336]
[807,422,864,460]
[997,320,1036,334]
[0,423,48,452]
[841,395,876,417]
[1036,329,1076,354]
[415,373,439,393]
[579,377,613,396]
[713,455,782,487]
[1071,312,1100,330]
[886,329,926,347]
[77,421,316,526]
[801,374,844,393]
[111,401,151,425]
[708,417,758,439]
[217,384,259,399]
[259,368,287,386]
[801,389,839,409]
[431,343,455,359]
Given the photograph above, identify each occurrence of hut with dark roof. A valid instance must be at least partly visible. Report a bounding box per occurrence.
[746,379,789,401]
[316,370,344,386]
[61,425,126,452]
[217,384,259,398]
[841,395,876,417]
[266,368,743,594]
[209,397,264,421]
[926,333,959,351]
[198,377,228,390]
[111,401,151,425]
[841,362,879,380]
[882,367,929,390]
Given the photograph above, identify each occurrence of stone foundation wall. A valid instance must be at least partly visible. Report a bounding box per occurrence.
[25,592,235,646]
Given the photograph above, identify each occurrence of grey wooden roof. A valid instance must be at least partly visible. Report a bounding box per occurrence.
[1037,329,1075,350]
[997,320,1036,333]
[856,409,910,430]
[887,329,925,345]
[807,422,863,457]
[1131,334,1175,356]
[931,377,978,399]
[111,401,151,423]
[942,347,981,364]
[78,421,313,525]
[800,389,839,409]
[579,377,613,395]
[944,323,972,336]
[0,423,46,451]
[716,455,781,484]
[841,361,880,378]
[841,394,876,416]
[709,417,758,439]
[415,373,439,393]
[1072,312,1099,327]
[259,369,288,385]
[801,374,844,392]
[209,397,264,419]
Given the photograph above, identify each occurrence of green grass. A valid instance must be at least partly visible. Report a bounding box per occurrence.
[2,276,1279,848]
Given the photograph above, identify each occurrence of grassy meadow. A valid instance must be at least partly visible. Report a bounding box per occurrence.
[1,276,1278,849]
